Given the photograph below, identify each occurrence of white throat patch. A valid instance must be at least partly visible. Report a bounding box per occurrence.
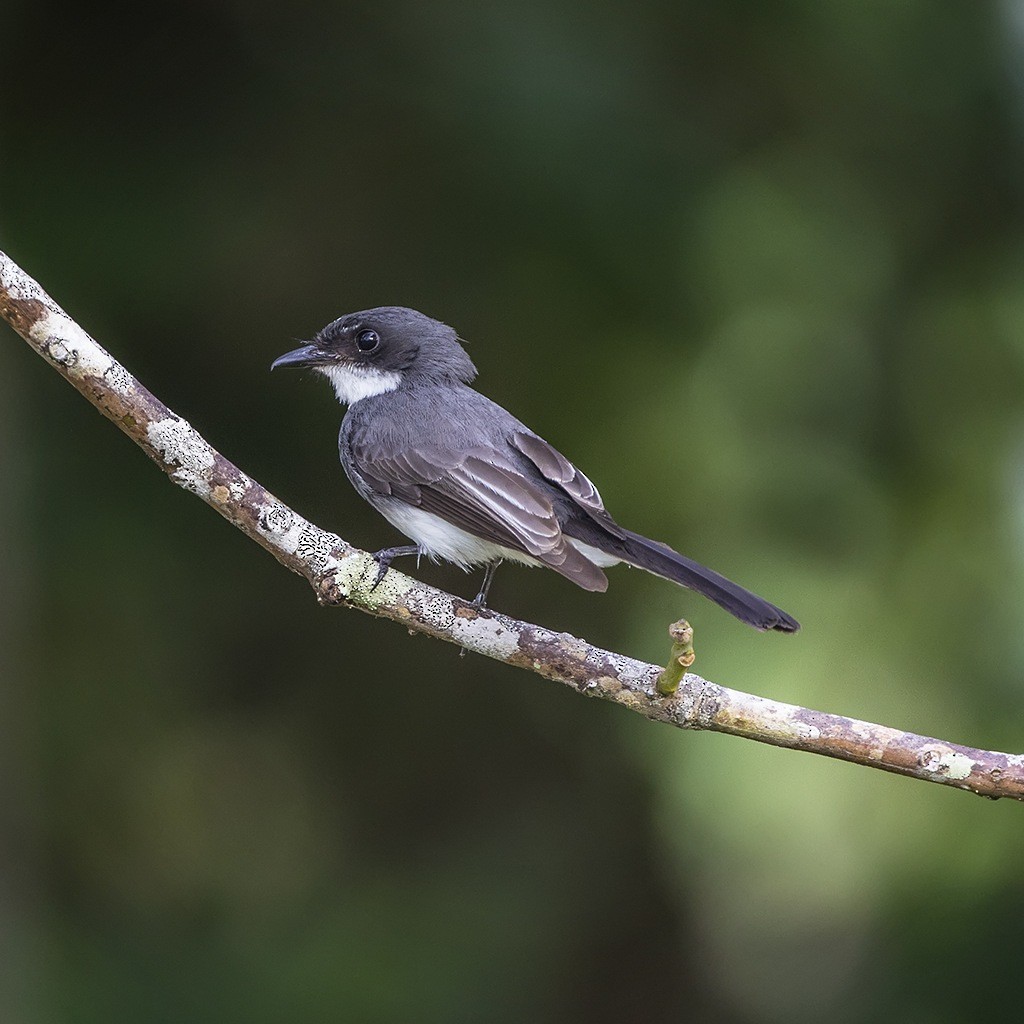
[318,363,402,406]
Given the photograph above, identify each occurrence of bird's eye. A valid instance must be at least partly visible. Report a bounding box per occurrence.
[356,328,380,353]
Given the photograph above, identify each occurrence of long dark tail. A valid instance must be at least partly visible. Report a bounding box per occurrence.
[567,522,799,632]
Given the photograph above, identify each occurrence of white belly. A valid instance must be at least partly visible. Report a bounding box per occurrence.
[378,502,620,570]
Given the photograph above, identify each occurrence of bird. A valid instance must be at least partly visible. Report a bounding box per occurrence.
[271,307,799,632]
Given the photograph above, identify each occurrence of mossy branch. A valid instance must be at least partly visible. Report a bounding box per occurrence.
[2,247,1022,802]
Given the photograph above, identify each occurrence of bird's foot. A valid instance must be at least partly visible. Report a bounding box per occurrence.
[370,545,421,590]
[470,559,502,610]
[458,560,504,658]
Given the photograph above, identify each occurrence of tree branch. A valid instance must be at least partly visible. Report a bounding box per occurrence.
[2,247,1021,802]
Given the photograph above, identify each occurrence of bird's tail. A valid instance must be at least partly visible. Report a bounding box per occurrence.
[570,523,799,632]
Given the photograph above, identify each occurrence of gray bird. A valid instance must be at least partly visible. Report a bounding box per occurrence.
[272,307,799,632]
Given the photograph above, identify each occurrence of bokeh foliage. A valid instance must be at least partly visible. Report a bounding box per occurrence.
[3,1,1024,1020]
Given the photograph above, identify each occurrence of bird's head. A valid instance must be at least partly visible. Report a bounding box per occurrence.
[271,306,477,405]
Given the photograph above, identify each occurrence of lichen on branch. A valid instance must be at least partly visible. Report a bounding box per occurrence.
[2,247,1022,802]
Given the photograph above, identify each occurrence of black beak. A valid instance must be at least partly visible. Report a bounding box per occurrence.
[271,343,326,371]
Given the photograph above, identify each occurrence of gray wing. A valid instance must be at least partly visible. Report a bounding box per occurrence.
[348,436,609,591]
[510,431,627,539]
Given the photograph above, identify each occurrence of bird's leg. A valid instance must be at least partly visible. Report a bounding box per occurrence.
[370,544,421,589]
[457,560,503,659]
[472,559,502,609]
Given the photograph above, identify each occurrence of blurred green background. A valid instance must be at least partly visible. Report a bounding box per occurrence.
[3,1,1024,1020]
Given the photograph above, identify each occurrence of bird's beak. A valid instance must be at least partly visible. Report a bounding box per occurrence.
[271,343,326,371]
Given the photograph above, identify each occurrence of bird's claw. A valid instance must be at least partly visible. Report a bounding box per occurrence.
[470,559,501,610]
[370,559,390,591]
[369,545,421,591]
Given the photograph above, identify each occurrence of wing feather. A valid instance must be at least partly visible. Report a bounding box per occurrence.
[510,431,625,537]
[347,435,607,589]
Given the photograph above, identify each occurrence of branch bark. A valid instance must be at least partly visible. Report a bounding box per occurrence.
[2,247,1021,802]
